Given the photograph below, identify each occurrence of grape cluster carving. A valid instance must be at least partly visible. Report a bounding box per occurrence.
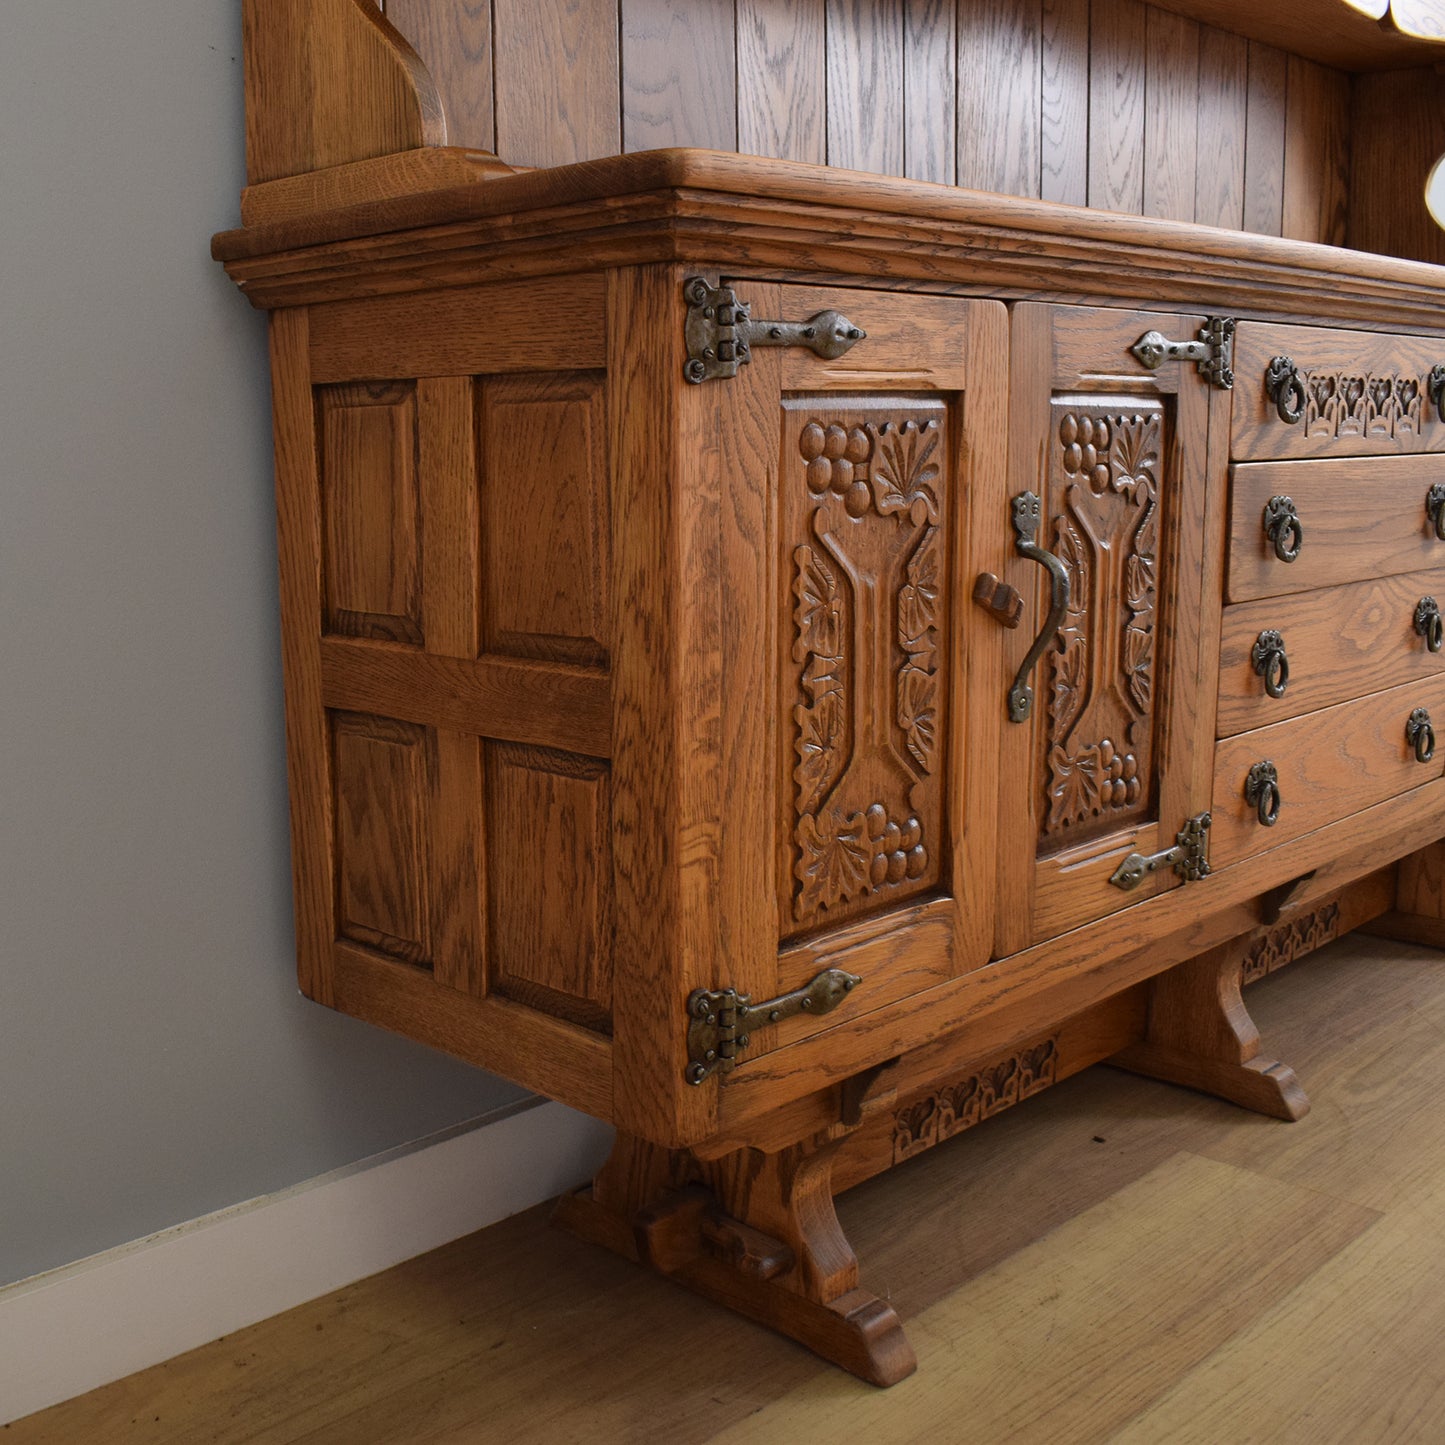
[1058,413,1115,492]
[799,421,873,517]
[864,804,927,886]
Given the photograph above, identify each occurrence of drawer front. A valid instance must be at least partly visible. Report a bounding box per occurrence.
[1210,677,1445,869]
[1227,454,1445,603]
[1217,570,1445,737]
[1232,321,1445,463]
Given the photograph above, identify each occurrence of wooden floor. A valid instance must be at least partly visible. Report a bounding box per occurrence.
[14,932,1445,1444]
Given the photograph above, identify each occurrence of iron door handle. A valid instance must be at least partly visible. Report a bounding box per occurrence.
[1263,496,1303,563]
[1265,356,1306,425]
[1407,708,1436,764]
[1007,491,1070,724]
[1427,485,1445,542]
[1251,630,1289,698]
[1245,761,1282,827]
[1416,598,1444,653]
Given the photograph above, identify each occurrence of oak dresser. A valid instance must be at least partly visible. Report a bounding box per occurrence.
[217,0,1445,1384]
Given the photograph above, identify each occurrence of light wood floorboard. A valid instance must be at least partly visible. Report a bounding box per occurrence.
[11,934,1445,1443]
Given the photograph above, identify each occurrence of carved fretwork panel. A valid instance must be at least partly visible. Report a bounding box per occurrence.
[1302,370,1427,444]
[781,398,950,937]
[1041,398,1166,851]
[317,382,423,646]
[1240,903,1341,986]
[892,1037,1060,1165]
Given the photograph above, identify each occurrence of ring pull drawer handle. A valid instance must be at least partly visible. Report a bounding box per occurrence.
[1251,630,1290,698]
[1265,356,1307,425]
[1427,485,1445,542]
[1407,708,1436,764]
[1263,495,1303,563]
[1431,365,1445,425]
[1007,491,1070,723]
[1415,598,1444,653]
[1245,761,1282,828]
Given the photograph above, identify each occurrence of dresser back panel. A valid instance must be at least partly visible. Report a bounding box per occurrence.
[377,0,1351,245]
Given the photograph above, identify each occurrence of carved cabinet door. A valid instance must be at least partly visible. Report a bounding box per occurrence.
[694,282,1010,1062]
[993,304,1225,955]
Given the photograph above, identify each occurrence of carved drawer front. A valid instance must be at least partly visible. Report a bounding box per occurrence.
[1217,569,1445,737]
[1210,675,1445,868]
[1231,322,1445,463]
[1227,454,1445,603]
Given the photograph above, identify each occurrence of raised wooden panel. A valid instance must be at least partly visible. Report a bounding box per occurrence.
[480,371,609,666]
[780,396,951,938]
[1040,399,1164,850]
[332,711,431,963]
[486,743,613,1029]
[318,382,422,645]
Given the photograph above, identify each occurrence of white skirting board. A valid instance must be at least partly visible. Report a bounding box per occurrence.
[0,1101,614,1426]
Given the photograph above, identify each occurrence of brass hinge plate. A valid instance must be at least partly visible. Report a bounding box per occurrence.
[685,968,861,1084]
[682,278,866,384]
[1131,317,1236,390]
[1109,811,1213,892]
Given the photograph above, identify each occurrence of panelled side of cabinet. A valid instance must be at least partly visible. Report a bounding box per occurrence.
[263,277,621,1116]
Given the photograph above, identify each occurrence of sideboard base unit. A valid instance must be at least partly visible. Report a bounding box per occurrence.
[554,870,1398,1384]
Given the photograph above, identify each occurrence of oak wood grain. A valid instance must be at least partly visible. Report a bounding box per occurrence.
[384,0,495,152]
[1226,455,1445,602]
[1089,0,1147,215]
[958,0,1042,199]
[1192,27,1247,229]
[825,0,904,177]
[493,0,621,167]
[1144,8,1200,224]
[1209,675,1445,868]
[1216,569,1445,737]
[621,0,738,153]
[1040,0,1089,207]
[319,637,612,756]
[268,309,338,1008]
[736,0,826,165]
[1242,41,1287,236]
[308,274,606,383]
[1282,54,1351,246]
[1349,67,1445,267]
[903,0,956,185]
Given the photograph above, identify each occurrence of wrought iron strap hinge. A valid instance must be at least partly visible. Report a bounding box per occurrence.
[685,968,861,1084]
[682,278,866,384]
[1109,812,1213,892]
[1131,317,1236,390]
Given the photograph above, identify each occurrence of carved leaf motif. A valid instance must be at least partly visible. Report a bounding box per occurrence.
[1124,624,1153,712]
[792,544,842,665]
[868,421,941,521]
[897,667,937,772]
[795,690,844,818]
[1047,743,1098,830]
[1050,633,1087,740]
[795,811,873,918]
[897,525,939,655]
[1109,414,1159,499]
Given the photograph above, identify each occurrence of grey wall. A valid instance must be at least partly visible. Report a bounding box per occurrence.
[0,1,529,1287]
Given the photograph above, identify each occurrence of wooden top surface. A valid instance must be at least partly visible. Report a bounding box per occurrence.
[213,148,1445,330]
[1147,0,1444,70]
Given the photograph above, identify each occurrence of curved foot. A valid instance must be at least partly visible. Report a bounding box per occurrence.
[1112,1042,1310,1121]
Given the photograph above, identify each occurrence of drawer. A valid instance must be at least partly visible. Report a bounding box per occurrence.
[1232,321,1445,463]
[1217,570,1445,737]
[1227,454,1445,603]
[1210,677,1445,869]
